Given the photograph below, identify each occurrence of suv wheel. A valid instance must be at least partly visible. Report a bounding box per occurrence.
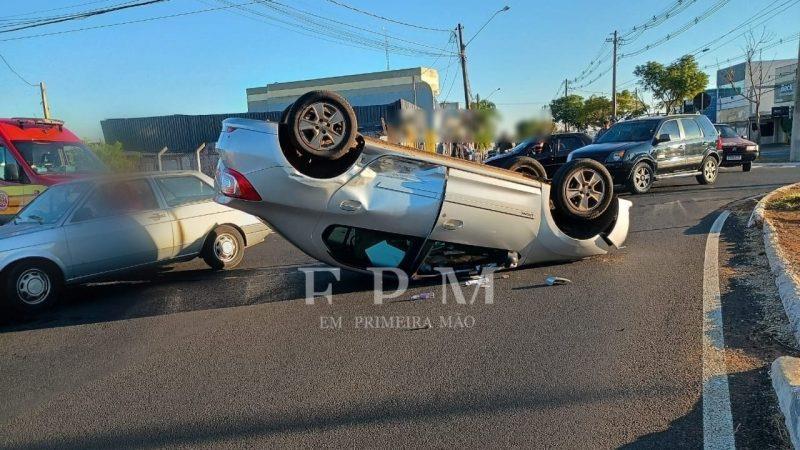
[696,157,718,185]
[627,161,653,194]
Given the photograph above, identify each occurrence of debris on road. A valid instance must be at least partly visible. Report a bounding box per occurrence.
[465,276,491,287]
[545,276,572,286]
[410,292,435,301]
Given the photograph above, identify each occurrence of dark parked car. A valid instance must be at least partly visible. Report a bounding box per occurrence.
[567,114,722,194]
[714,123,758,172]
[484,132,592,179]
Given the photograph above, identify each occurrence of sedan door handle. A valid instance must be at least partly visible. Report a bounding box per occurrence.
[442,219,463,230]
[339,200,362,212]
[148,212,166,220]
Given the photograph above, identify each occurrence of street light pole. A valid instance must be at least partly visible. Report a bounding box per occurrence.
[457,6,510,111]
[791,34,800,162]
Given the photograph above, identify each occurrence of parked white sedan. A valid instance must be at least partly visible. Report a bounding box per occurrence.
[0,171,270,315]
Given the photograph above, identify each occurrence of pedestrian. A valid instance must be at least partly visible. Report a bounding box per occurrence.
[595,119,612,142]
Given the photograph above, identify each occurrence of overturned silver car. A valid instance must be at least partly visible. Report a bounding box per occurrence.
[214,91,631,276]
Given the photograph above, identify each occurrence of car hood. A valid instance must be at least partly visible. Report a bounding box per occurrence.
[570,141,646,159]
[484,148,522,165]
[0,221,55,240]
[720,136,756,147]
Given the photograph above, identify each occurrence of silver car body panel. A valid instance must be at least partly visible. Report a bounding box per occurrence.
[0,172,270,283]
[215,118,632,272]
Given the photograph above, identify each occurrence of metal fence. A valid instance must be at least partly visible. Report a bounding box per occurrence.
[100,100,417,154]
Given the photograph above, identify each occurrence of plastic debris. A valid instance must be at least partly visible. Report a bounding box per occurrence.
[410,292,435,300]
[465,276,491,287]
[545,276,572,286]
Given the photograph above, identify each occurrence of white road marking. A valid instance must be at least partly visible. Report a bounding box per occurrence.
[702,210,735,450]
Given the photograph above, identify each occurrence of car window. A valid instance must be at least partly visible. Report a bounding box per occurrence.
[716,125,737,138]
[0,146,21,182]
[322,225,423,269]
[658,120,681,141]
[680,119,702,140]
[155,175,215,207]
[73,179,159,222]
[16,182,91,225]
[558,136,584,154]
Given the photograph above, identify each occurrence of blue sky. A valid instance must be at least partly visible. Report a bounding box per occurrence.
[0,0,798,141]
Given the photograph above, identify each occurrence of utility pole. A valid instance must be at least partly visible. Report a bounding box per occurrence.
[457,23,472,110]
[791,34,800,162]
[564,79,569,132]
[383,27,390,71]
[609,30,619,121]
[39,82,51,119]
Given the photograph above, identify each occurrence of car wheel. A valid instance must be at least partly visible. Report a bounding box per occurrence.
[742,162,752,172]
[627,161,653,194]
[286,90,358,160]
[508,157,547,179]
[696,157,719,185]
[202,225,245,270]
[551,159,614,221]
[2,260,62,315]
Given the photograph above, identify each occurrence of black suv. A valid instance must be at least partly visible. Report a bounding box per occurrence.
[484,132,592,179]
[567,114,722,194]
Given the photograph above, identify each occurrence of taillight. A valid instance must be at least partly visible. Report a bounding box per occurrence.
[218,167,261,201]
[716,136,723,151]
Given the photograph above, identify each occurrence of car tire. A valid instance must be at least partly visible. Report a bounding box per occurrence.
[626,161,654,194]
[742,162,752,172]
[2,259,62,315]
[286,90,358,160]
[507,157,547,180]
[551,158,614,221]
[696,156,719,185]
[202,225,245,270]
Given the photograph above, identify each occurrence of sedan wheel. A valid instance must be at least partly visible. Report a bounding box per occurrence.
[296,102,347,154]
[565,169,606,213]
[203,225,245,270]
[16,268,51,305]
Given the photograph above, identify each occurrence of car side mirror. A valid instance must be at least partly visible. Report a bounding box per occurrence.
[4,164,20,182]
[655,134,671,144]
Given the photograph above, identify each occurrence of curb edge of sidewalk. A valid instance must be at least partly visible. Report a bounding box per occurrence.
[750,182,800,449]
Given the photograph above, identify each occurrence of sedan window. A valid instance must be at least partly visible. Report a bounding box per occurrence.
[155,176,215,207]
[323,225,422,269]
[15,182,90,225]
[72,179,158,222]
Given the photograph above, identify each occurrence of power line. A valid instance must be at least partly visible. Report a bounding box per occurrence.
[323,0,449,32]
[0,2,261,42]
[0,51,37,86]
[0,0,118,21]
[619,0,699,43]
[619,0,731,59]
[0,0,169,34]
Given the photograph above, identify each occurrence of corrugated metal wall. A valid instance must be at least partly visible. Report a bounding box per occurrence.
[100,100,416,153]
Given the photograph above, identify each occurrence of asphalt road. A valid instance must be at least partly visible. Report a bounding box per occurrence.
[1,164,799,448]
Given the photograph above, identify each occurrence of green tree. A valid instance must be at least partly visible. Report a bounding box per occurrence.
[87,141,140,172]
[633,55,708,114]
[549,94,584,131]
[616,89,648,118]
[580,96,612,128]
[515,117,556,140]
[469,99,499,150]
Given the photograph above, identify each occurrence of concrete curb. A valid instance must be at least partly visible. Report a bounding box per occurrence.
[747,182,799,228]
[771,357,800,449]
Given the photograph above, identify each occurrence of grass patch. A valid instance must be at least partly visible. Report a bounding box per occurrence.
[766,193,800,211]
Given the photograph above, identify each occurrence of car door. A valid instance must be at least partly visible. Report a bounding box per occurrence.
[152,174,219,256]
[313,155,446,271]
[427,167,541,265]
[679,118,705,170]
[64,178,175,279]
[652,119,685,173]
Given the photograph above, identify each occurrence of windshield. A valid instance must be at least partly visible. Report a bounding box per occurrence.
[596,120,660,143]
[13,141,107,175]
[715,125,738,138]
[507,138,535,154]
[15,182,91,225]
